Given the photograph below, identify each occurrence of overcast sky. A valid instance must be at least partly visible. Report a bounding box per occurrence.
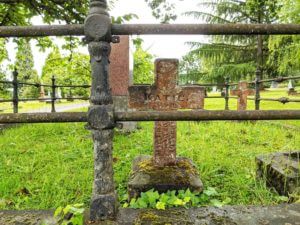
[5,0,208,77]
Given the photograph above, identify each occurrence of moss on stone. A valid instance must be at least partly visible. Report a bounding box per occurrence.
[134,209,192,225]
[128,156,203,199]
[135,157,199,185]
[139,211,159,221]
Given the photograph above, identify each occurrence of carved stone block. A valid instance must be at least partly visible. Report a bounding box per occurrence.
[128,155,204,199]
[256,151,300,196]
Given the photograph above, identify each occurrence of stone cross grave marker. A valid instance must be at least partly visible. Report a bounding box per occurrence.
[231,81,255,111]
[129,59,205,167]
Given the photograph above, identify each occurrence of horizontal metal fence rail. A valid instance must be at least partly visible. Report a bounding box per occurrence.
[112,24,300,35]
[1,24,300,38]
[0,73,90,113]
[191,83,225,87]
[0,80,13,84]
[55,84,91,88]
[18,98,52,102]
[57,97,90,101]
[0,110,299,124]
[115,110,300,121]
[0,99,14,103]
[0,112,87,123]
[249,75,300,84]
[248,97,300,104]
[0,25,84,37]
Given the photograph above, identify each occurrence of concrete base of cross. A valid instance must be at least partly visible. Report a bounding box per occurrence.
[127,155,203,199]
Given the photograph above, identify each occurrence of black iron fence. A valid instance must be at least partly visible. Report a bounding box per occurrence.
[0,70,90,113]
[183,75,300,110]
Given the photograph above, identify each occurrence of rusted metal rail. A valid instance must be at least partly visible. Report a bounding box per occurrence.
[1,24,300,38]
[248,97,300,104]
[259,75,300,83]
[114,24,300,35]
[0,72,90,113]
[0,112,87,123]
[0,110,299,123]
[0,25,84,37]
[247,75,300,84]
[0,80,13,84]
[56,84,91,88]
[115,110,300,121]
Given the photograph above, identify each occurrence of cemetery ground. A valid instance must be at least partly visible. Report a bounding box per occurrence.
[0,88,299,212]
[0,100,89,113]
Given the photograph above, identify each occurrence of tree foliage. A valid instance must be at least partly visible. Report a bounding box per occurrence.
[133,38,155,84]
[268,0,300,76]
[41,47,91,97]
[15,38,40,98]
[145,0,178,23]
[179,53,204,84]
[182,0,281,83]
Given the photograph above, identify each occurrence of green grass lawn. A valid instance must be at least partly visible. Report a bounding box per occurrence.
[0,100,89,113]
[0,89,299,210]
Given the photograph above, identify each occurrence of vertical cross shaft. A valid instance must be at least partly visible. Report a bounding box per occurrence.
[85,0,117,221]
[153,60,178,166]
[127,59,205,198]
[129,59,205,167]
[237,81,254,111]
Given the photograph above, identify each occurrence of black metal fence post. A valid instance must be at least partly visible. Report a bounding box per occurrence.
[51,76,56,113]
[12,69,19,113]
[225,77,230,110]
[255,69,261,110]
[85,0,117,221]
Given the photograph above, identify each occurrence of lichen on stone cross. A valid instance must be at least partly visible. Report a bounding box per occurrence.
[129,59,205,167]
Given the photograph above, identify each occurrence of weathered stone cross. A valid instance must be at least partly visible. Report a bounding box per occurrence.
[129,59,205,167]
[237,82,255,110]
[231,81,255,111]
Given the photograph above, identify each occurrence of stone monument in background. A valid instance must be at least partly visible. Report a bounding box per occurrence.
[231,81,255,111]
[109,35,136,132]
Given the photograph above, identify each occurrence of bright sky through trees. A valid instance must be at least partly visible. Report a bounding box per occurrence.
[5,0,207,76]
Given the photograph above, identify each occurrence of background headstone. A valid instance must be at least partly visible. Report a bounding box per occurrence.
[288,80,294,90]
[270,81,279,89]
[57,88,62,98]
[109,35,136,132]
[39,85,45,101]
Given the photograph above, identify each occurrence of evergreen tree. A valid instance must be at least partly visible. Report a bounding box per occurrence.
[268,0,300,77]
[183,0,281,83]
[15,38,40,98]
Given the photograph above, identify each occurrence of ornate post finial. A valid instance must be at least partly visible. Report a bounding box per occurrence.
[85,0,111,42]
